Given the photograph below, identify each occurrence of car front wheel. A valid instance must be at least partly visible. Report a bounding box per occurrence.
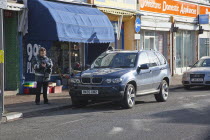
[154,80,169,102]
[122,84,136,109]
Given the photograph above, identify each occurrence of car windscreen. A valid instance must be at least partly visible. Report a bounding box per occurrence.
[193,59,210,67]
[91,53,138,68]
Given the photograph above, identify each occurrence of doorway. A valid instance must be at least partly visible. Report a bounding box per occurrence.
[175,31,196,74]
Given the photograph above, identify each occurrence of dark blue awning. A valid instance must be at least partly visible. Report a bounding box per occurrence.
[28,0,114,43]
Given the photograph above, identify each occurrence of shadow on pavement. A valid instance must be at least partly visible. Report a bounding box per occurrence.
[150,105,210,125]
[23,98,158,119]
[170,86,210,93]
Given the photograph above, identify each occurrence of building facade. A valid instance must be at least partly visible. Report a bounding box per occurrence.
[138,0,210,75]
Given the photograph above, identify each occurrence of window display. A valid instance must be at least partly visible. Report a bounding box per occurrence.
[48,42,70,75]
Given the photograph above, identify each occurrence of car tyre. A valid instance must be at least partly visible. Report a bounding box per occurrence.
[154,80,169,102]
[122,84,136,109]
[71,97,88,108]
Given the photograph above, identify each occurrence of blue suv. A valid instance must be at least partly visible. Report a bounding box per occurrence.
[69,50,171,109]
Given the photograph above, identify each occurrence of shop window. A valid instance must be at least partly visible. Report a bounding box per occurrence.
[71,44,81,71]
[48,42,70,75]
[140,30,168,59]
[199,38,210,58]
[175,31,196,73]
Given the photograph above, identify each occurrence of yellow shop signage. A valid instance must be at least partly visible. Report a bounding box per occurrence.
[94,0,137,10]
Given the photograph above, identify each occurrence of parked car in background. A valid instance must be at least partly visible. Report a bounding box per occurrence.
[69,50,171,109]
[182,56,210,89]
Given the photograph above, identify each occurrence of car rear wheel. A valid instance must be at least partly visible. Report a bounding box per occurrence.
[122,84,136,109]
[154,80,169,102]
[71,97,88,108]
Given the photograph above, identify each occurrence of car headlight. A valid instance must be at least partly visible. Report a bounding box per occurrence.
[112,78,123,83]
[105,79,112,84]
[70,78,81,84]
[105,78,122,84]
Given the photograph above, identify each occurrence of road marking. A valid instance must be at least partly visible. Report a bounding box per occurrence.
[193,94,210,98]
[108,127,124,135]
[55,118,85,127]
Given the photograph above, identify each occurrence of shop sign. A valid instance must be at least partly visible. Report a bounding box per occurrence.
[0,0,7,9]
[200,6,210,15]
[4,11,14,18]
[26,44,40,74]
[94,0,137,10]
[0,50,4,63]
[139,0,198,17]
[200,6,210,19]
[198,14,209,24]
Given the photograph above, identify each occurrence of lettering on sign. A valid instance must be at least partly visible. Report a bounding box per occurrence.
[0,50,4,63]
[139,0,198,17]
[26,44,40,74]
[200,6,210,19]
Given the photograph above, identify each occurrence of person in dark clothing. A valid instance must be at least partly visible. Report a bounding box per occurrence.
[32,47,53,105]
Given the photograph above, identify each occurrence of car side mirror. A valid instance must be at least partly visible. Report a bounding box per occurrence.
[137,64,149,73]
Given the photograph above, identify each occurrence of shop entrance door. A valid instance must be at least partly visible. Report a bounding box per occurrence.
[175,31,195,74]
[144,36,155,50]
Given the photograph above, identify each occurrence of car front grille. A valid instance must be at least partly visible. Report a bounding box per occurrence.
[206,81,210,84]
[81,77,103,84]
[81,77,91,84]
[190,74,205,78]
[92,78,103,84]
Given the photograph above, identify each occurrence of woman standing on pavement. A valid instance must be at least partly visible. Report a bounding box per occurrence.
[32,47,53,105]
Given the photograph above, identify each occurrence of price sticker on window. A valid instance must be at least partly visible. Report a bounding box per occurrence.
[0,50,4,63]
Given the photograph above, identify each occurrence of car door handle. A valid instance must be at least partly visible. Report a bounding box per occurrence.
[160,68,164,70]
[149,70,152,73]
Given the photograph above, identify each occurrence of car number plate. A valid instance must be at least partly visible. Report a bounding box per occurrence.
[191,78,203,82]
[82,90,98,95]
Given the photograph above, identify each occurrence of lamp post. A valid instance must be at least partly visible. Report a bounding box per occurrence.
[0,8,4,120]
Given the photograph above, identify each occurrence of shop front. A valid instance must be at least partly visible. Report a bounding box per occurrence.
[93,0,137,50]
[139,0,199,75]
[140,29,169,60]
[22,0,114,93]
[198,6,210,59]
[199,31,210,58]
[174,30,197,74]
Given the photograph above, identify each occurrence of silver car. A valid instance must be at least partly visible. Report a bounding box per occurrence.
[182,56,210,89]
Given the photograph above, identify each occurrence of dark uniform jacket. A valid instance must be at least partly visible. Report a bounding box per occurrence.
[32,55,53,82]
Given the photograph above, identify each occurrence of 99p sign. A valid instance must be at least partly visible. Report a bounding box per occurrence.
[26,44,40,73]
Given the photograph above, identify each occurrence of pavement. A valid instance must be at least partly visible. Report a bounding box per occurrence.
[1,86,210,140]
[1,75,183,122]
[2,91,72,122]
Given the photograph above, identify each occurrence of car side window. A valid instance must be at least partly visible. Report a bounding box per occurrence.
[138,52,150,66]
[147,52,160,67]
[155,52,166,65]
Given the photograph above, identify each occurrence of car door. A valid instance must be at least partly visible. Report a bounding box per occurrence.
[147,51,162,90]
[136,52,153,93]
[155,52,168,87]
